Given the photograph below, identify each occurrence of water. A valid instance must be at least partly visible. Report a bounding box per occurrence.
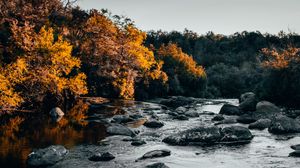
[0,98,299,168]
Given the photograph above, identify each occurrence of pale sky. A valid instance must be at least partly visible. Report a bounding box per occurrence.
[77,0,300,35]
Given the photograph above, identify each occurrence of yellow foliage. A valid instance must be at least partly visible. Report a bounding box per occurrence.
[261,47,300,69]
[158,43,206,78]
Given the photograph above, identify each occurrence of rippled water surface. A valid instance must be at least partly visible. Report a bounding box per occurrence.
[0,98,299,168]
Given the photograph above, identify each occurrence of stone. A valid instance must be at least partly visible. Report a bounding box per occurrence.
[239,92,257,112]
[268,115,300,134]
[256,101,281,113]
[49,107,64,122]
[173,114,189,120]
[27,145,68,167]
[159,96,196,108]
[219,104,241,115]
[145,162,170,168]
[88,152,115,161]
[237,114,257,124]
[131,139,146,146]
[175,106,187,113]
[185,111,199,117]
[106,124,136,137]
[139,149,171,160]
[212,115,225,121]
[144,120,164,128]
[219,126,253,144]
[291,144,300,151]
[289,150,300,157]
[248,119,271,130]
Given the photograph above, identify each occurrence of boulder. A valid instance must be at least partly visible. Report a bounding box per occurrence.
[185,111,199,118]
[89,152,115,161]
[106,124,136,137]
[139,149,171,160]
[214,118,237,125]
[219,104,241,115]
[220,126,253,144]
[256,101,281,113]
[144,120,164,128]
[291,144,300,151]
[289,150,300,157]
[27,145,68,167]
[173,114,189,120]
[145,162,170,168]
[162,126,222,146]
[49,107,64,122]
[239,92,257,112]
[237,114,257,124]
[163,126,253,146]
[268,115,300,134]
[248,119,271,130]
[175,106,187,113]
[212,115,225,121]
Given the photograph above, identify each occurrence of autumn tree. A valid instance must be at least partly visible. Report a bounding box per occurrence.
[157,43,206,97]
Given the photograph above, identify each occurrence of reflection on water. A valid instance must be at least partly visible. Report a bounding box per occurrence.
[0,99,108,168]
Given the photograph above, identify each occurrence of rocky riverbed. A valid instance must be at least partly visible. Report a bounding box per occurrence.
[1,95,300,168]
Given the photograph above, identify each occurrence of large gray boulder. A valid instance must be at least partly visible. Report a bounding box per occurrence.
[239,92,257,112]
[162,126,253,146]
[27,145,68,167]
[219,104,242,115]
[256,101,281,113]
[106,124,136,137]
[268,115,300,134]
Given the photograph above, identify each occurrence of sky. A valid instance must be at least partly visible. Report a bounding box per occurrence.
[77,0,300,35]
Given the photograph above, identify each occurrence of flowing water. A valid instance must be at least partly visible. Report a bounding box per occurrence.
[0,98,299,168]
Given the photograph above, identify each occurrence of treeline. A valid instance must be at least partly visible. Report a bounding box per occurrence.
[146,30,300,108]
[1,0,300,112]
[0,0,206,111]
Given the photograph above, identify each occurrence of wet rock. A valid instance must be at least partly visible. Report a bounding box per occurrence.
[173,114,189,120]
[88,152,115,161]
[289,150,300,157]
[291,144,300,150]
[139,149,171,160]
[256,101,281,113]
[185,111,199,117]
[214,118,237,125]
[175,106,187,113]
[239,92,257,112]
[212,115,225,121]
[131,139,146,146]
[112,115,134,124]
[268,115,300,134]
[106,124,136,137]
[237,114,257,124]
[145,162,170,168]
[27,145,68,167]
[130,114,144,119]
[219,104,241,115]
[248,119,271,130]
[162,126,222,146]
[159,96,195,108]
[144,120,164,128]
[220,126,253,144]
[49,107,64,122]
[163,126,253,146]
[200,111,215,115]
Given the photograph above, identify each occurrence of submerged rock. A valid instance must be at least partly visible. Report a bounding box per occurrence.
[139,149,171,160]
[159,96,196,108]
[291,144,300,151]
[248,119,271,130]
[27,145,68,167]
[163,126,253,146]
[289,151,300,157]
[219,104,241,115]
[106,124,136,137]
[237,114,257,124]
[89,152,115,161]
[185,111,199,117]
[173,114,189,120]
[144,120,164,128]
[131,139,146,146]
[268,115,300,134]
[212,115,225,121]
[111,115,134,124]
[145,162,170,168]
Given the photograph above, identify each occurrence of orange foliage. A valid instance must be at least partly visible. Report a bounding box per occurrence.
[261,47,300,69]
